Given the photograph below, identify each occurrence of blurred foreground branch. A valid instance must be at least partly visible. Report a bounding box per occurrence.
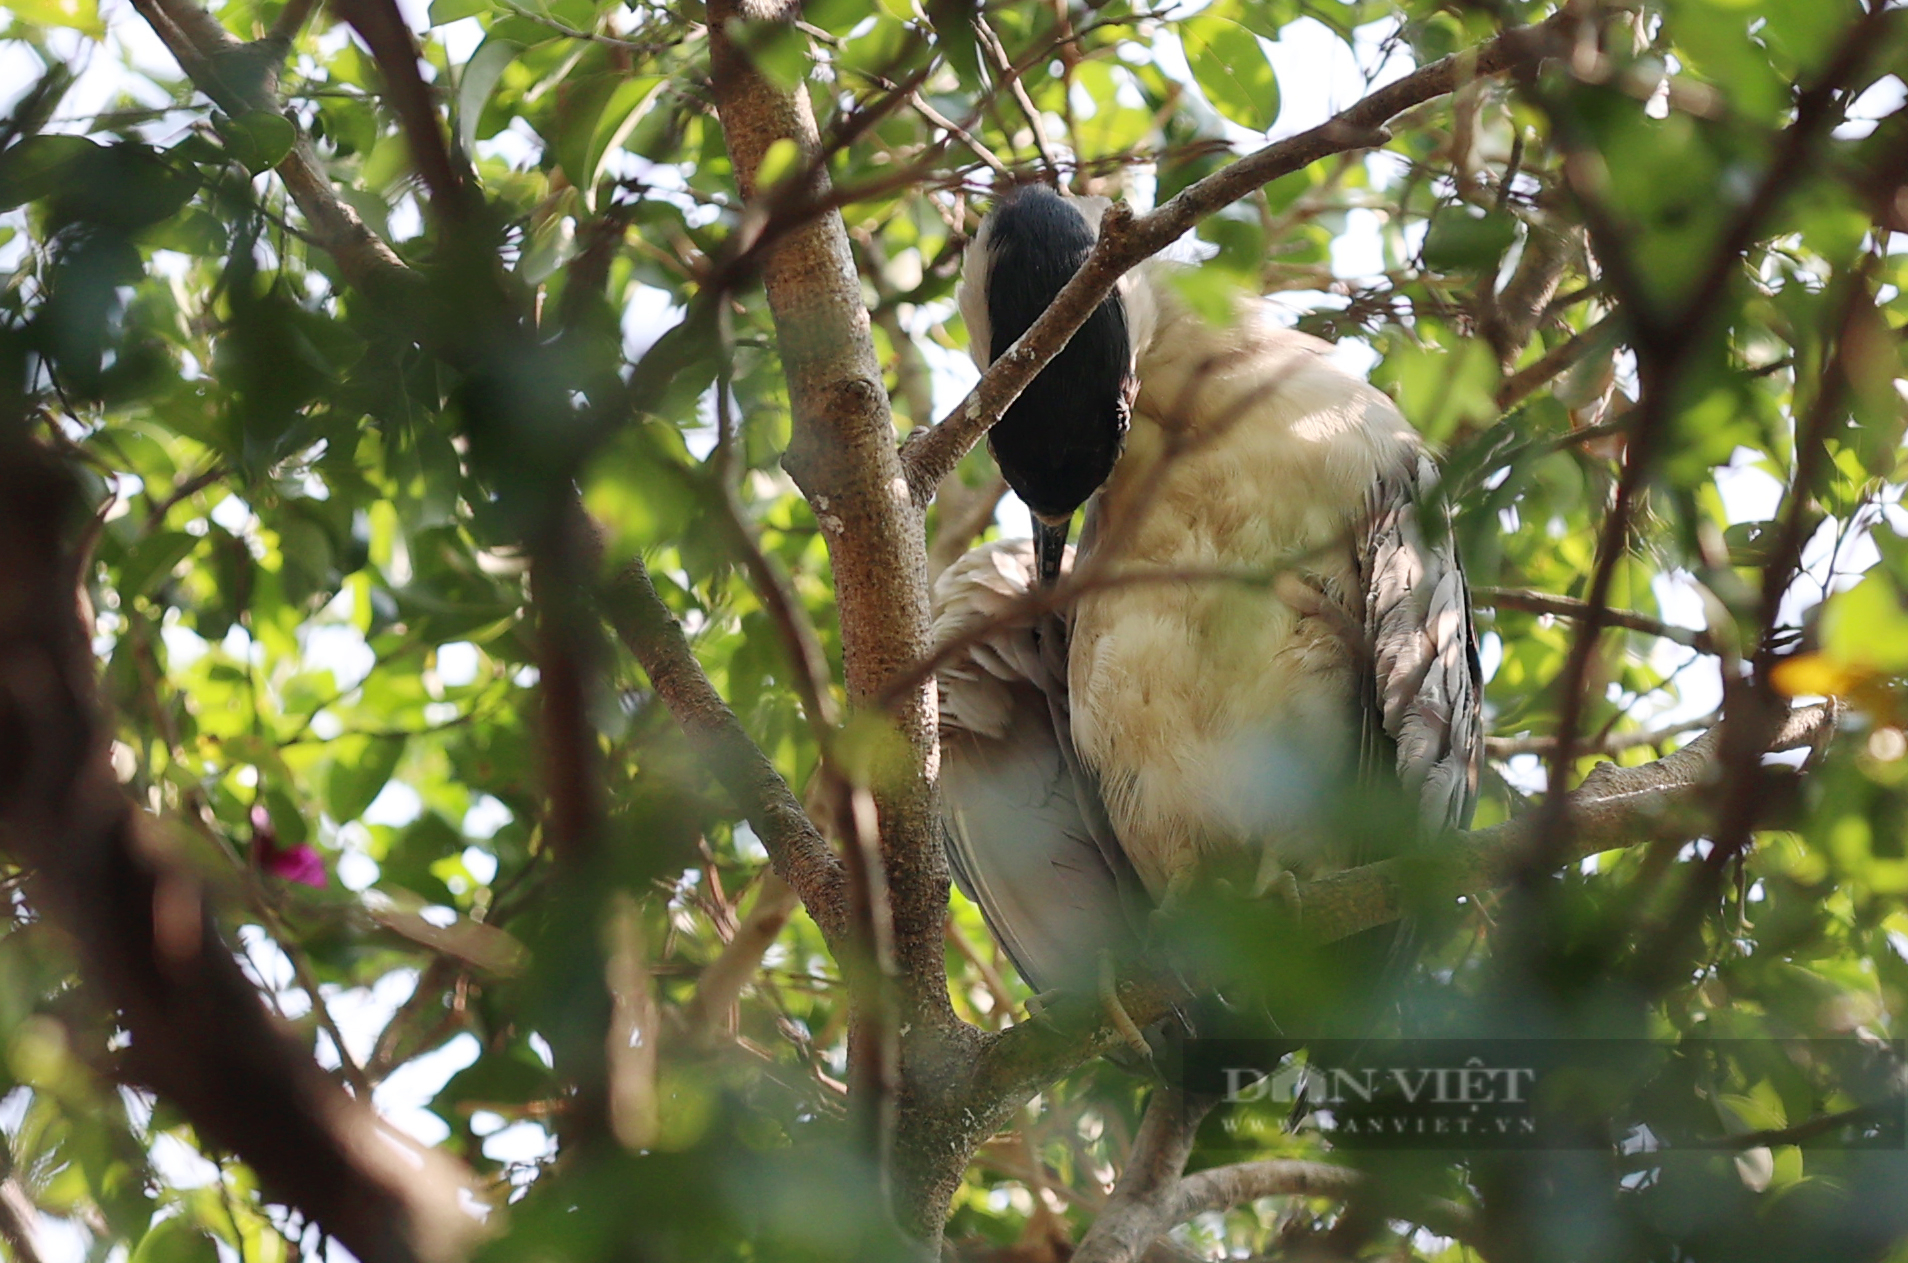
[0,441,479,1263]
[126,0,411,294]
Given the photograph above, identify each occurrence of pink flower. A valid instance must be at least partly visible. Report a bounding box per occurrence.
[251,804,327,888]
[263,843,328,887]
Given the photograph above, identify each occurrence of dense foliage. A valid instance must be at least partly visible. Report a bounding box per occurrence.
[0,0,1904,1259]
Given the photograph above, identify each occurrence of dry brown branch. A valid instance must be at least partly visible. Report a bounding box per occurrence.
[909,91,1011,177]
[975,16,1062,180]
[0,442,479,1263]
[1473,584,1716,654]
[898,11,1577,496]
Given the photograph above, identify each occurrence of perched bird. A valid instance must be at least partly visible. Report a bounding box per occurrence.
[937,185,1482,1030]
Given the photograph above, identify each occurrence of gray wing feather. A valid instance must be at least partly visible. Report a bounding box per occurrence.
[934,542,1132,995]
[1360,452,1484,831]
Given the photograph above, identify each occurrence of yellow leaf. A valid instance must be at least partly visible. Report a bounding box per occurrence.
[1770,653,1865,699]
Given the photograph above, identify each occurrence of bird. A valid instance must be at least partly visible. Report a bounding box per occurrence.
[936,184,1483,1042]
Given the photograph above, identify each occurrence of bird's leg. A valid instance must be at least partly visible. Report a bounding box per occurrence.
[1147,867,1198,936]
[1252,843,1303,914]
[1023,989,1063,1024]
[1099,950,1152,1058]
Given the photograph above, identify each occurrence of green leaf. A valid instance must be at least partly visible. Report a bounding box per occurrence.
[4,0,103,37]
[1181,15,1280,132]
[725,18,810,92]
[129,1221,220,1263]
[1823,574,1908,674]
[0,134,99,210]
[429,0,486,23]
[457,38,522,155]
[580,76,664,210]
[219,111,297,174]
[925,0,979,80]
[326,735,407,823]
[1421,207,1518,272]
[1166,264,1245,329]
[755,137,802,193]
[118,531,198,597]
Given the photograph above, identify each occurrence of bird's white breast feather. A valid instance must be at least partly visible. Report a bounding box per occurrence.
[1068,273,1420,895]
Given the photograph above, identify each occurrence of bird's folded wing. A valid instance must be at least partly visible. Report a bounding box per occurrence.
[1360,451,1485,832]
[933,541,1133,996]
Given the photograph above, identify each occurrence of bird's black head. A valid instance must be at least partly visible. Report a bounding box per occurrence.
[965,186,1132,585]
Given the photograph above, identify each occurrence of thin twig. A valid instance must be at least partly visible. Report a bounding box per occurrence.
[1522,4,1890,872]
[1494,314,1614,410]
[974,16,1062,181]
[1474,585,1717,654]
[1486,714,1713,759]
[682,872,801,1040]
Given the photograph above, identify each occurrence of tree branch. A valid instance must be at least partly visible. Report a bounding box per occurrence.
[329,0,474,219]
[602,559,849,948]
[1164,1161,1480,1248]
[0,1175,46,1263]
[126,0,412,295]
[1524,0,1893,865]
[0,441,479,1263]
[682,873,802,1040]
[1072,1089,1216,1263]
[1473,584,1717,654]
[897,10,1576,496]
[1486,222,1581,374]
[1494,314,1614,411]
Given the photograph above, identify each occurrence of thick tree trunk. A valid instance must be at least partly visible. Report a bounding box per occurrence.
[704,0,981,1243]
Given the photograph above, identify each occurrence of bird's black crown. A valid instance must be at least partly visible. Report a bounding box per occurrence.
[978,186,1132,525]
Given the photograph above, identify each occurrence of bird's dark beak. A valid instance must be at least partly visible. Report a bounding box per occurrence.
[1034,515,1070,588]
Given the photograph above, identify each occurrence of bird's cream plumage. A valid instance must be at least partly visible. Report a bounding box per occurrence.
[935,212,1481,995]
[1068,271,1477,895]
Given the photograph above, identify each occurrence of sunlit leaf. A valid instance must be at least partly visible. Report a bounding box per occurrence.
[1180,15,1280,133]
